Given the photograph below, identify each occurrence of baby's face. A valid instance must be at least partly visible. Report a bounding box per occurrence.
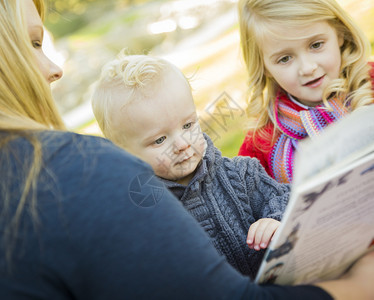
[120,68,206,185]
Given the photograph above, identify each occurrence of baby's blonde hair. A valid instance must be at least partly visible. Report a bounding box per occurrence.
[238,0,372,134]
[92,51,177,147]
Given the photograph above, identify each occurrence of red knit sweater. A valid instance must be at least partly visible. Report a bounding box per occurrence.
[238,62,374,178]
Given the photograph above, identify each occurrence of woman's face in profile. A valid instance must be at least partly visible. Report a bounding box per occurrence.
[24,0,63,83]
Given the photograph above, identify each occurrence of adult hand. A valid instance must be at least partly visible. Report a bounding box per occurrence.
[315,251,374,300]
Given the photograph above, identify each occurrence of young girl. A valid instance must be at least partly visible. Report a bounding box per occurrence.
[237,0,374,183]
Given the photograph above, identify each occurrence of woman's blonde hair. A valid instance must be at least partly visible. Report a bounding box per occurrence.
[0,0,65,130]
[92,51,176,147]
[0,0,65,263]
[238,0,372,133]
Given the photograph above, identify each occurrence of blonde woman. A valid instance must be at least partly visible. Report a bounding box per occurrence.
[237,0,374,183]
[1,0,374,299]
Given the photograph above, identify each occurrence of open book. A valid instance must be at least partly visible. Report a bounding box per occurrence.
[255,105,374,285]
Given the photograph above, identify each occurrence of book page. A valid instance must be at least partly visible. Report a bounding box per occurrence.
[256,152,374,285]
[293,105,374,187]
[255,104,374,285]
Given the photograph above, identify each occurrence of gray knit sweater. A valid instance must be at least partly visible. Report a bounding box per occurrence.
[159,134,290,279]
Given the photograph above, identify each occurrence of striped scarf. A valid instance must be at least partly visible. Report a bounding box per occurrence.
[269,92,348,183]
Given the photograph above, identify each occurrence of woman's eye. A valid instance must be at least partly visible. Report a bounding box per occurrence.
[278,56,291,64]
[183,122,192,129]
[32,40,42,49]
[311,41,323,49]
[154,136,166,145]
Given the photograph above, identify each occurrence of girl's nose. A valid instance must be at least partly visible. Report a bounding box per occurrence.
[298,56,317,76]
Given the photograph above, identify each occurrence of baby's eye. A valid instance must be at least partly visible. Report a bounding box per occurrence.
[32,40,42,49]
[183,122,192,129]
[311,41,323,50]
[154,136,166,145]
[278,56,291,64]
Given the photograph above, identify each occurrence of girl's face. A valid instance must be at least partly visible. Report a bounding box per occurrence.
[25,0,63,84]
[262,21,343,107]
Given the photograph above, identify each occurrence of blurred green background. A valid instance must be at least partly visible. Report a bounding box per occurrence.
[45,0,374,158]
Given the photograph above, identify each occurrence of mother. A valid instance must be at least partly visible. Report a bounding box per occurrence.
[0,0,373,299]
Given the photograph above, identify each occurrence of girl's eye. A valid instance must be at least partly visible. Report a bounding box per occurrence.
[311,41,323,49]
[154,136,166,145]
[183,122,192,129]
[278,56,291,64]
[32,40,42,49]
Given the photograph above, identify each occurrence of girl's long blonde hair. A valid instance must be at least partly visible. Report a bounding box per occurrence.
[0,0,65,263]
[238,0,372,134]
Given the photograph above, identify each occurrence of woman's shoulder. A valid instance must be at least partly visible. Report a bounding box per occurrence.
[38,130,150,177]
[39,130,135,158]
[39,130,116,152]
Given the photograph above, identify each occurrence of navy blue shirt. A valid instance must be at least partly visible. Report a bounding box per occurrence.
[0,131,333,299]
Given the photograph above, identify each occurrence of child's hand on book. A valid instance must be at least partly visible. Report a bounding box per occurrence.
[246,218,280,251]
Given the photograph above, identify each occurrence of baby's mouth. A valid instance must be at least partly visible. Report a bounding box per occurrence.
[177,154,193,164]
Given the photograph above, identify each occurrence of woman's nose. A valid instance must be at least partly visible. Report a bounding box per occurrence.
[48,60,63,83]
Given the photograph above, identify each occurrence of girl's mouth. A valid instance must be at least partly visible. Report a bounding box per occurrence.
[303,75,325,88]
